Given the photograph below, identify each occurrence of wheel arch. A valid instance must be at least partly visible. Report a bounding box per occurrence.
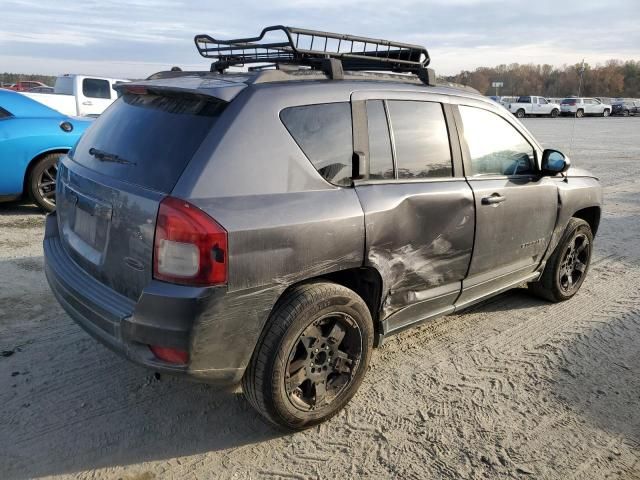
[22,148,69,195]
[271,266,384,342]
[572,206,601,236]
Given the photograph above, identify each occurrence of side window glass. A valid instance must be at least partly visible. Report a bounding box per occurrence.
[0,107,12,119]
[387,101,453,179]
[459,105,536,176]
[365,100,394,179]
[82,79,111,99]
[539,98,548,104]
[280,102,353,187]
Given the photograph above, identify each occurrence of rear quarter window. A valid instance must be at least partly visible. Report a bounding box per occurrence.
[280,102,353,187]
[0,107,12,119]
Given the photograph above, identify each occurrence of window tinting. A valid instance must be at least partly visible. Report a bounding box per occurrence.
[387,101,452,179]
[518,96,532,103]
[459,105,535,176]
[0,107,12,119]
[82,78,111,99]
[281,102,353,186]
[365,100,393,180]
[71,93,225,193]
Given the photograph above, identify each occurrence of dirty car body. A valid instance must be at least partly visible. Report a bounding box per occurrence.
[43,69,602,388]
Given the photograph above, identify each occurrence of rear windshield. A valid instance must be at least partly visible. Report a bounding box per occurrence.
[71,92,225,192]
[561,99,577,104]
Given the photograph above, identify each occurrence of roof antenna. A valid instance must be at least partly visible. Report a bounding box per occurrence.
[568,59,585,159]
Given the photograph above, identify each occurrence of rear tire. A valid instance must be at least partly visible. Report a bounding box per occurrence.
[550,108,559,118]
[623,110,630,117]
[516,109,526,118]
[529,218,593,303]
[576,109,584,118]
[242,281,374,431]
[29,153,62,212]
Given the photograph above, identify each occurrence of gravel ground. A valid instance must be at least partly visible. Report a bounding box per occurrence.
[1,117,639,480]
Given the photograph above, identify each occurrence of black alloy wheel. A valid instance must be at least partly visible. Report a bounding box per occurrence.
[285,312,363,412]
[558,232,590,295]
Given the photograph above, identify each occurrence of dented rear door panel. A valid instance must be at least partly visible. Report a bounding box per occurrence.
[355,181,474,333]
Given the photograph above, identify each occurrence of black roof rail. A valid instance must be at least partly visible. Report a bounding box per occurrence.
[194,25,435,85]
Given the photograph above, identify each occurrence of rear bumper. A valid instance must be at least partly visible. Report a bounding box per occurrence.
[43,212,244,385]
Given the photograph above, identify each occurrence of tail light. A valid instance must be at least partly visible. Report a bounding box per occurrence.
[153,196,227,286]
[149,345,189,365]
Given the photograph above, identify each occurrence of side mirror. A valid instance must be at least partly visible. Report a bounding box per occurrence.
[541,149,570,175]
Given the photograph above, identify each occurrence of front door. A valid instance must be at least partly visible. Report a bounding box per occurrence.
[351,92,475,335]
[452,103,558,308]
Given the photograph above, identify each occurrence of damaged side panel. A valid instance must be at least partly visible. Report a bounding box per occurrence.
[355,181,475,334]
[187,189,365,374]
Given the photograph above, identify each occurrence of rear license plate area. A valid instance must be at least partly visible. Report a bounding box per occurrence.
[74,207,98,246]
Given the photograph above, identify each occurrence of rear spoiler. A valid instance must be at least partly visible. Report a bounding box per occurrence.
[114,77,247,103]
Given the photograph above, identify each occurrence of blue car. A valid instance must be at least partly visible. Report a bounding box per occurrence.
[0,89,92,211]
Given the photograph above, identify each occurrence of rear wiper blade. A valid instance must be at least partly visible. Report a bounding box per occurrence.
[88,147,136,166]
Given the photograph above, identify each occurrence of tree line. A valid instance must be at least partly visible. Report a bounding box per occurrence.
[1,73,56,87]
[442,60,640,98]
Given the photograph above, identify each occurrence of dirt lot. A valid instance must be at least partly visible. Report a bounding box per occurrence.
[1,117,639,480]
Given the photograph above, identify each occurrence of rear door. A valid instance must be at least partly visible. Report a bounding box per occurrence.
[351,91,474,334]
[77,77,114,116]
[56,89,227,300]
[451,102,558,309]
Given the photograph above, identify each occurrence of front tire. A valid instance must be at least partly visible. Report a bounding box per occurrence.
[602,109,610,117]
[29,153,62,212]
[516,109,526,118]
[243,281,374,431]
[550,108,559,118]
[529,218,593,302]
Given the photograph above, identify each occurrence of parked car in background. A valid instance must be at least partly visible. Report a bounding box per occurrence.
[611,100,640,116]
[560,98,611,117]
[20,74,129,117]
[507,96,560,118]
[7,81,50,92]
[498,96,517,107]
[0,89,92,211]
[28,86,55,93]
[43,26,602,431]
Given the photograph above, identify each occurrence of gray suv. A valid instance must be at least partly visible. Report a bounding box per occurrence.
[44,27,602,430]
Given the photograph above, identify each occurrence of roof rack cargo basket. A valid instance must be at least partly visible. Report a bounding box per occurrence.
[194,25,435,85]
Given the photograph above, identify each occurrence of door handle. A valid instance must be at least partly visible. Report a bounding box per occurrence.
[82,101,93,106]
[482,194,506,205]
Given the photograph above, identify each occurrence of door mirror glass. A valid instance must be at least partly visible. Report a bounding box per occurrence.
[542,149,570,174]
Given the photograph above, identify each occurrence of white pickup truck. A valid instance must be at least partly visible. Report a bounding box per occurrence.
[20,74,129,117]
[507,96,561,118]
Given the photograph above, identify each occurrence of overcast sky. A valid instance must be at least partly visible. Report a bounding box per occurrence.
[1,0,638,79]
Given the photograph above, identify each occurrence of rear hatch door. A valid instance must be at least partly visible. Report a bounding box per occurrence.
[56,87,227,300]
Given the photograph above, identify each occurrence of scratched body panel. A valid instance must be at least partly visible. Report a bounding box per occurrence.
[354,181,474,325]
[188,190,364,374]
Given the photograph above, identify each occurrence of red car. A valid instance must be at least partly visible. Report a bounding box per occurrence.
[6,81,50,92]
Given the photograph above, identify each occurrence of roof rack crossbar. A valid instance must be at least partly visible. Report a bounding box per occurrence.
[194,25,433,84]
